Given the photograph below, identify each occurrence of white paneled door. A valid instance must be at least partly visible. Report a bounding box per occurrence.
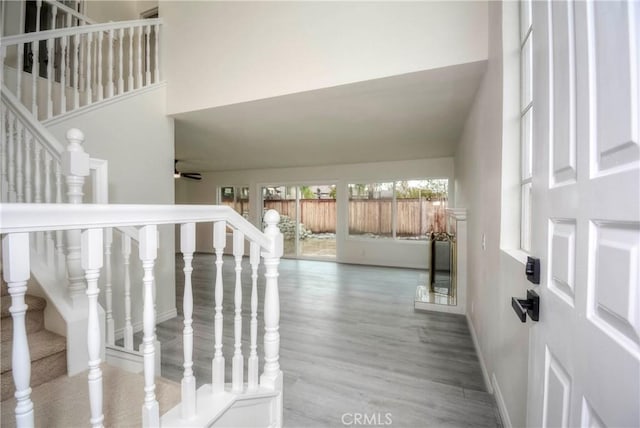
[528,1,639,427]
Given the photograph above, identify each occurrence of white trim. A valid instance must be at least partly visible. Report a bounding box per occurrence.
[42,82,167,126]
[466,314,493,393]
[1,17,162,45]
[492,373,513,428]
[501,247,529,266]
[446,207,467,221]
[113,307,177,340]
[89,158,108,204]
[1,87,65,159]
[140,6,159,19]
[0,203,274,252]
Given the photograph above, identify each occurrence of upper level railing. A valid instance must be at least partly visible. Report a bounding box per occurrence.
[1,17,162,121]
[1,203,284,427]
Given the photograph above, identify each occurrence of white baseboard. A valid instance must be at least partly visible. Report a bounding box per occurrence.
[491,373,512,428]
[113,307,178,340]
[465,314,493,394]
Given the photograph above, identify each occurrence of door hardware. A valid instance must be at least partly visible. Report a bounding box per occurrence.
[526,256,540,284]
[511,289,539,322]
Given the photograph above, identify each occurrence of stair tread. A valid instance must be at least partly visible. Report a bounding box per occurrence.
[1,329,66,374]
[0,294,47,319]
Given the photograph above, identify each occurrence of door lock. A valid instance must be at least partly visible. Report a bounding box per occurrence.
[526,256,540,284]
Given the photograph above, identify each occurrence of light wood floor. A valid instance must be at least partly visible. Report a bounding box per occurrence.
[156,254,501,428]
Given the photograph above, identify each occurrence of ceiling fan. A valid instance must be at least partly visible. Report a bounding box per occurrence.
[174,160,202,181]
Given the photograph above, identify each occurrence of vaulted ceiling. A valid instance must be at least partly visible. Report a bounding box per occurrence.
[173,60,486,173]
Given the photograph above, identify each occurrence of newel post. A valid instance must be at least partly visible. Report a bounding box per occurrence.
[63,128,90,304]
[260,210,283,392]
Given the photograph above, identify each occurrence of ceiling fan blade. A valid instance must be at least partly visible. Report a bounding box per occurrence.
[181,172,202,180]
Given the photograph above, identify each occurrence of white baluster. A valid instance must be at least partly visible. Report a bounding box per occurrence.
[17,44,23,104]
[35,1,42,31]
[15,122,23,202]
[232,229,244,393]
[96,31,103,102]
[0,105,7,201]
[73,34,80,109]
[44,151,51,203]
[117,28,124,94]
[79,32,86,94]
[63,128,90,304]
[260,210,283,401]
[66,10,71,28]
[139,225,160,427]
[81,228,104,428]
[248,241,260,392]
[43,151,53,260]
[128,27,134,91]
[122,234,134,349]
[51,5,57,30]
[33,144,42,203]
[31,40,39,118]
[145,25,151,85]
[212,220,226,392]
[85,32,93,104]
[107,29,114,98]
[104,228,114,345]
[153,24,160,83]
[47,37,54,118]
[180,223,196,419]
[23,133,32,203]
[136,26,143,89]
[7,114,16,202]
[55,161,62,203]
[0,46,3,93]
[32,143,43,254]
[2,233,34,428]
[60,35,68,114]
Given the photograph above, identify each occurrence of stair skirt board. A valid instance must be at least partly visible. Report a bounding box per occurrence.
[0,364,181,427]
[161,385,280,428]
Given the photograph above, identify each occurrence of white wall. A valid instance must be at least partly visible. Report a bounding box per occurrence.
[46,85,177,332]
[176,157,454,269]
[453,2,530,427]
[161,1,488,114]
[83,0,158,22]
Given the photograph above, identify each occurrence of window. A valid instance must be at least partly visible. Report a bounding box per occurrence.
[348,182,394,238]
[348,179,449,240]
[520,0,533,251]
[220,186,250,219]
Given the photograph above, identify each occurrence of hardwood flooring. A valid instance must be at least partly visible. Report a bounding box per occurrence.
[155,254,501,428]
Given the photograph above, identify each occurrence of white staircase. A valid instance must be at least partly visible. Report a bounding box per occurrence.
[1,2,286,426]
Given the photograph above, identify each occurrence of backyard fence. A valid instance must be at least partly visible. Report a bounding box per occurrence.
[262,199,447,236]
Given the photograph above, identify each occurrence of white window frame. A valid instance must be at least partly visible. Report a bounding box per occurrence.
[346,179,449,241]
[519,0,533,252]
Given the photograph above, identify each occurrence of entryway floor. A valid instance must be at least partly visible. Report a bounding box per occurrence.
[156,255,501,427]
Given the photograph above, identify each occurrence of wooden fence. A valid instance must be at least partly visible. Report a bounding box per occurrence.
[262,199,447,236]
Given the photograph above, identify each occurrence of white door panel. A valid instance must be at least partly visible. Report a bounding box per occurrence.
[528,1,639,427]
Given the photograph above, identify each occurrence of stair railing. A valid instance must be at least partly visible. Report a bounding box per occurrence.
[1,17,162,121]
[1,203,284,428]
[1,87,111,375]
[41,0,98,27]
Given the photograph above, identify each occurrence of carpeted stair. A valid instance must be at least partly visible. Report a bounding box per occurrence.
[1,281,67,402]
